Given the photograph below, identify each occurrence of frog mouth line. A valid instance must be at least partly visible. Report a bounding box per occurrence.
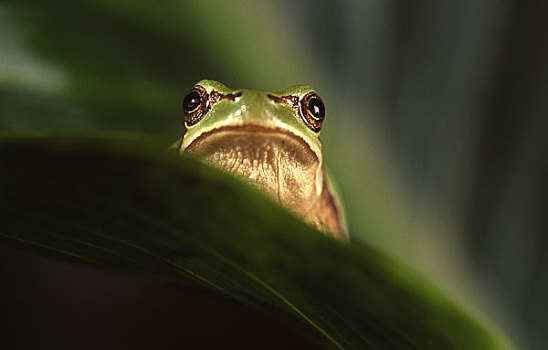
[184,124,319,163]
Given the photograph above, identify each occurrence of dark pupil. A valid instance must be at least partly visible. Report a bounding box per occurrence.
[308,97,324,119]
[183,91,201,113]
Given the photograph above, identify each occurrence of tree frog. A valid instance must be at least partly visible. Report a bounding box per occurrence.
[179,80,348,241]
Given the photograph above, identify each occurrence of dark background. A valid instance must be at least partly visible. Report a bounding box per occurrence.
[1,0,546,348]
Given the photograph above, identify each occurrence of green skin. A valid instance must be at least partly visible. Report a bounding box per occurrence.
[179,80,347,240]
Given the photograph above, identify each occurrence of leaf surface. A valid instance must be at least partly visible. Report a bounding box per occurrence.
[0,135,509,349]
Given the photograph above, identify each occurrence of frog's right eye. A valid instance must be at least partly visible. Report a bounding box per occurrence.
[183,85,208,126]
[299,92,325,132]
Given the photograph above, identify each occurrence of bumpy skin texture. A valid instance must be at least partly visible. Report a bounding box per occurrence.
[180,80,347,241]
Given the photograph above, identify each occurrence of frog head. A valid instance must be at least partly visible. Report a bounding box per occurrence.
[180,79,325,163]
[179,80,346,240]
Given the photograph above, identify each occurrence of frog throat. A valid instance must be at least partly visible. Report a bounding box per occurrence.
[182,124,325,198]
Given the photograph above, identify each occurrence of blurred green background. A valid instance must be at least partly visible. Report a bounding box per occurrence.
[1,0,546,348]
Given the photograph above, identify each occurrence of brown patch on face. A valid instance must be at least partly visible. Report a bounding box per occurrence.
[266,94,299,109]
[223,91,242,101]
[210,90,242,104]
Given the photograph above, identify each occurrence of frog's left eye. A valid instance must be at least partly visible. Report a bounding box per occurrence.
[183,85,208,126]
[299,92,325,132]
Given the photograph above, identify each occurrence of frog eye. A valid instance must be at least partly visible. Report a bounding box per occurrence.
[299,92,325,132]
[183,85,208,126]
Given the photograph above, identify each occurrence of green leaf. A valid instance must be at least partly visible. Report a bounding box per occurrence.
[0,135,510,349]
